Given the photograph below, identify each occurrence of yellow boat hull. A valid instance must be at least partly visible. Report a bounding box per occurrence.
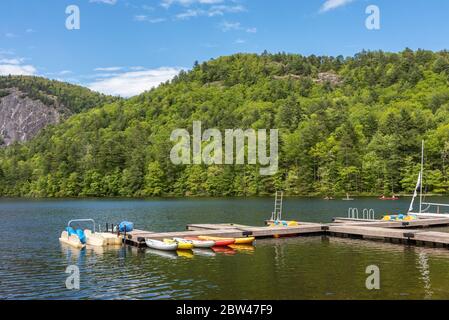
[198,236,255,245]
[234,237,255,244]
[164,239,194,250]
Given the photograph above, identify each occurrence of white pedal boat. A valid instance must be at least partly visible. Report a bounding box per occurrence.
[60,219,123,248]
[59,231,85,249]
[145,239,178,251]
[174,237,215,248]
[84,230,123,246]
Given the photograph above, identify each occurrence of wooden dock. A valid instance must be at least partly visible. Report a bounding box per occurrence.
[120,216,449,249]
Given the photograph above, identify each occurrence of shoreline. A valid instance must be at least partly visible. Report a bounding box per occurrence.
[0,194,447,200]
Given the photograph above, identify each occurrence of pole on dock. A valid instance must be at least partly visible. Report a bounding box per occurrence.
[419,140,424,214]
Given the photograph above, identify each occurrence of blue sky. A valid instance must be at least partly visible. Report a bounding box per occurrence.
[1,0,449,96]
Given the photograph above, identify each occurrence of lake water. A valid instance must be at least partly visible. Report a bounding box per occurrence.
[1,197,449,300]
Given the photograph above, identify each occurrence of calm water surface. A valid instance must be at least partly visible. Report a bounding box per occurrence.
[1,197,449,300]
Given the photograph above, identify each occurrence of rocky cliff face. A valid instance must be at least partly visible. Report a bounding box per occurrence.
[0,88,69,146]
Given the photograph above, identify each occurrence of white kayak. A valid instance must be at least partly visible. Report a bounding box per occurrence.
[173,237,215,248]
[145,239,178,251]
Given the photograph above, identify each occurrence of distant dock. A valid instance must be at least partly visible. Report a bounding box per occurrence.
[120,216,449,249]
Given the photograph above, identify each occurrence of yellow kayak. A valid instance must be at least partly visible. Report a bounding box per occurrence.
[198,236,255,245]
[164,239,193,250]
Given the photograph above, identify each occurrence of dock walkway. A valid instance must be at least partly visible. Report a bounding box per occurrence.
[121,217,449,249]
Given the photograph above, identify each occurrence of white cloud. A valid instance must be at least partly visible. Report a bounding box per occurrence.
[174,4,244,19]
[0,64,36,76]
[162,0,224,9]
[0,58,24,65]
[90,0,117,5]
[0,54,36,75]
[235,38,245,44]
[94,66,123,71]
[320,0,354,12]
[176,9,203,19]
[88,67,184,97]
[5,33,17,38]
[134,15,166,23]
[246,27,257,33]
[220,21,241,31]
[207,5,245,16]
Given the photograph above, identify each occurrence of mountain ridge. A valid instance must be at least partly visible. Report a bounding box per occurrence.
[1,49,449,197]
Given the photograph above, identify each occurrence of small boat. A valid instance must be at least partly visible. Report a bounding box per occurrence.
[145,239,178,251]
[59,230,85,249]
[197,236,235,246]
[198,236,255,245]
[174,237,215,248]
[84,229,122,246]
[342,193,354,201]
[234,237,255,244]
[164,239,194,250]
[60,219,122,248]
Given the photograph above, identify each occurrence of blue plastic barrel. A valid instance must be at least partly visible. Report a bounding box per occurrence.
[119,221,134,233]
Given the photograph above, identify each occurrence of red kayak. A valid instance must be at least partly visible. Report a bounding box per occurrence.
[212,239,235,246]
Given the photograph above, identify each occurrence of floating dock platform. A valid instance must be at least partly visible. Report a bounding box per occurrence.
[121,216,449,249]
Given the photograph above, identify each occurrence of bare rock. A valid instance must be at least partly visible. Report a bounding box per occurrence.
[315,72,342,86]
[0,88,68,146]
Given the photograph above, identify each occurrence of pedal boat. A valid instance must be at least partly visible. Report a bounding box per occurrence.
[59,231,85,249]
[84,229,123,246]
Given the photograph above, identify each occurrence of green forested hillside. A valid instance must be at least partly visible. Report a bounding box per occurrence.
[0,75,119,114]
[2,49,449,197]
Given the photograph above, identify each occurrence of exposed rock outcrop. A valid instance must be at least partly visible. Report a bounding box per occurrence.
[0,88,68,146]
[314,72,342,86]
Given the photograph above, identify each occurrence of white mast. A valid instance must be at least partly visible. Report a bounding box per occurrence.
[419,140,424,214]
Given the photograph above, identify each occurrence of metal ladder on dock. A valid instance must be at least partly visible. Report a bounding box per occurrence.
[271,191,283,221]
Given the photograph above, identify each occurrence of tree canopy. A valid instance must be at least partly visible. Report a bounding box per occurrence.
[1,49,449,197]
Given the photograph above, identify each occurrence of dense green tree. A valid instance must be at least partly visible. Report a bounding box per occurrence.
[2,50,449,197]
